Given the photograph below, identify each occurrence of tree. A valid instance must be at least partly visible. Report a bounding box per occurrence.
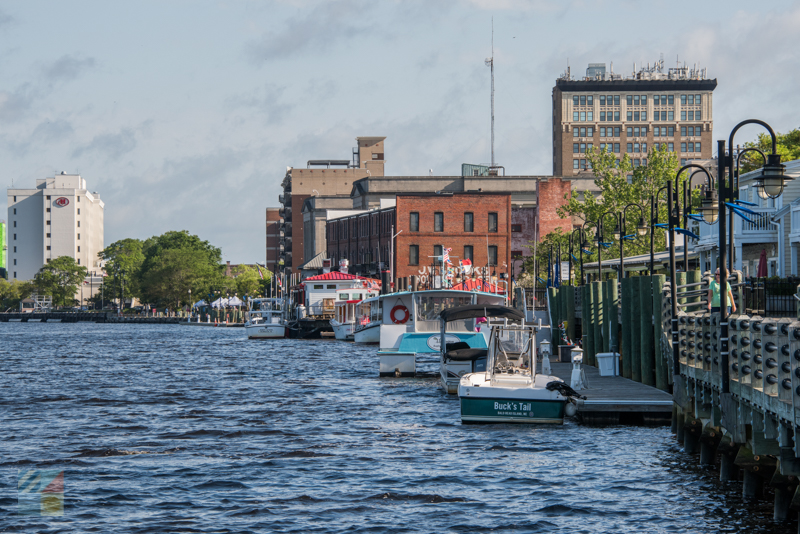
[33,256,88,307]
[556,145,687,263]
[740,128,800,173]
[523,228,571,284]
[138,231,224,307]
[0,279,34,311]
[229,265,268,297]
[98,238,145,302]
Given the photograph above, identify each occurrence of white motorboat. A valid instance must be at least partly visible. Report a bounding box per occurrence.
[377,289,506,377]
[353,295,382,344]
[330,283,379,341]
[244,298,286,339]
[458,320,584,424]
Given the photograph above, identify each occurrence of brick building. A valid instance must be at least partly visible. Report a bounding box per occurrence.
[326,192,512,285]
[265,207,281,272]
[553,61,717,176]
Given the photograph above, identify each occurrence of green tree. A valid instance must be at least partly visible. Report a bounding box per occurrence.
[740,128,800,173]
[98,238,145,302]
[556,146,687,263]
[0,279,34,311]
[138,231,224,307]
[523,228,573,285]
[32,256,88,307]
[229,265,267,297]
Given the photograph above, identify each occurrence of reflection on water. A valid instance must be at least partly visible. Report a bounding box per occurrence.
[0,323,792,533]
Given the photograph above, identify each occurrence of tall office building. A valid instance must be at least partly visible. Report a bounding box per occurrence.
[7,173,104,281]
[552,60,717,175]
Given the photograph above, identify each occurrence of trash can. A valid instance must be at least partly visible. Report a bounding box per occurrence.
[559,345,575,363]
[596,352,620,376]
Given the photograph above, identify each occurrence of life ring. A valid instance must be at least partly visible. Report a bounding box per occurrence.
[390,305,410,324]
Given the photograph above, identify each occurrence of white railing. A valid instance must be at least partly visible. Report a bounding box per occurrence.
[741,207,776,233]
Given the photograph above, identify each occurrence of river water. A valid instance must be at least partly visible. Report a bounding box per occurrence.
[0,323,793,533]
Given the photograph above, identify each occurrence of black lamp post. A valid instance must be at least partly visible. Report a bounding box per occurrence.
[568,227,586,286]
[712,119,789,394]
[668,164,715,379]
[613,203,648,279]
[595,211,618,281]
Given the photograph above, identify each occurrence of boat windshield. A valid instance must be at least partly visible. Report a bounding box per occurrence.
[489,326,535,379]
[415,294,473,332]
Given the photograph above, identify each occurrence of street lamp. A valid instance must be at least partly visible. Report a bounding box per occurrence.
[711,119,789,395]
[616,203,648,279]
[596,210,618,281]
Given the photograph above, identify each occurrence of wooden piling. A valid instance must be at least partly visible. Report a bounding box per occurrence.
[565,285,576,343]
[652,274,668,391]
[592,281,603,366]
[584,284,595,365]
[630,276,642,381]
[601,280,610,354]
[640,275,655,387]
[606,279,619,353]
[621,277,632,379]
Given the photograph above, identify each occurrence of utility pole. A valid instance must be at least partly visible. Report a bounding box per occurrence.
[485,18,495,167]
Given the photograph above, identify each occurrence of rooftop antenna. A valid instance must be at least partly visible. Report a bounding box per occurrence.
[485,18,495,167]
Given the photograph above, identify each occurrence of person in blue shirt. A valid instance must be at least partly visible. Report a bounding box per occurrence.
[707,268,736,314]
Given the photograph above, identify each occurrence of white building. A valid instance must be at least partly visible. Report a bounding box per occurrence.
[7,172,104,281]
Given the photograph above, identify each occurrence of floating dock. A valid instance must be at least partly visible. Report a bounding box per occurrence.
[549,361,673,425]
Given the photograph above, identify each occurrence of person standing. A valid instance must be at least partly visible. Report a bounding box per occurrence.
[707,269,736,314]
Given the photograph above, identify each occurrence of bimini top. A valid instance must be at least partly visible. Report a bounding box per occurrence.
[438,304,524,323]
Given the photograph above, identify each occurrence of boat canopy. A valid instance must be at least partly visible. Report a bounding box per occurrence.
[438,304,523,323]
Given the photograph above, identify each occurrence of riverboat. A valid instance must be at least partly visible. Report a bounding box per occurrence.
[457,318,583,424]
[377,289,506,377]
[353,295,382,344]
[330,283,380,341]
[244,298,286,339]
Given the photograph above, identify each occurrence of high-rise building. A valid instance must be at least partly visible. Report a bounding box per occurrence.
[552,60,717,176]
[7,173,104,281]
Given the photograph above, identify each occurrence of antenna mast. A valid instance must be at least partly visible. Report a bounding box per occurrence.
[485,19,494,167]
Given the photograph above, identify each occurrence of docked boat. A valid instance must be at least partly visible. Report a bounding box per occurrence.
[437,304,525,394]
[330,283,380,341]
[244,298,286,339]
[457,315,584,424]
[378,289,506,377]
[353,295,382,344]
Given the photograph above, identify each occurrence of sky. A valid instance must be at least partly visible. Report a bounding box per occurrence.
[1,0,799,264]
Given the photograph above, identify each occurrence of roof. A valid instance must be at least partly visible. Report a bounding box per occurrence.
[298,252,327,270]
[555,79,717,92]
[301,272,381,283]
[439,304,524,322]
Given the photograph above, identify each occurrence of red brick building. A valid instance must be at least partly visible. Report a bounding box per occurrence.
[326,192,511,284]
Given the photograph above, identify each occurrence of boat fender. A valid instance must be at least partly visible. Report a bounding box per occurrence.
[564,401,578,417]
[390,305,410,324]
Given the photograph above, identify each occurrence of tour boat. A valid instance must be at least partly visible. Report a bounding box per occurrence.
[457,319,584,424]
[377,289,506,377]
[244,298,286,339]
[330,283,380,341]
[353,295,382,344]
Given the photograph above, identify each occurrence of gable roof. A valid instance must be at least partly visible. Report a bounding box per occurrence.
[298,251,326,270]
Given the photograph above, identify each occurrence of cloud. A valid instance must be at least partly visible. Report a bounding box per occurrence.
[0,9,12,28]
[225,83,296,124]
[246,0,377,61]
[0,83,37,122]
[72,128,137,160]
[41,54,96,83]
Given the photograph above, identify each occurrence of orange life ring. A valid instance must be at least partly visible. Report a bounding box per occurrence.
[390,305,410,324]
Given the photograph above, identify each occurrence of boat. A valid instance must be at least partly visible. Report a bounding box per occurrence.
[353,295,382,344]
[377,289,506,377]
[244,298,286,339]
[437,304,526,394]
[455,311,585,424]
[330,282,380,341]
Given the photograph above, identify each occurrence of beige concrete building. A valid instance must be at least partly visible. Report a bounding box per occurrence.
[7,172,104,290]
[553,61,717,176]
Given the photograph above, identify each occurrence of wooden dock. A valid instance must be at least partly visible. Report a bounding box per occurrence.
[549,362,673,425]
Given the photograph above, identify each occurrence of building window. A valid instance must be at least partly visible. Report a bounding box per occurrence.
[13,234,16,240]
[409,245,419,265]
[614,127,620,137]
[587,111,593,121]
[681,142,687,153]
[613,143,620,153]
[613,111,619,121]
[13,221,16,227]
[46,246,50,251]
[464,212,474,232]
[46,196,50,200]
[573,95,579,105]
[433,245,443,259]
[626,111,632,121]
[13,272,16,278]
[668,143,674,152]
[600,111,605,121]
[681,111,686,121]
[696,142,701,152]
[13,208,16,214]
[587,95,593,105]
[13,247,16,252]
[46,220,50,225]
[488,246,498,266]
[77,196,80,202]
[511,224,522,233]
[573,111,579,121]
[573,143,579,153]
[409,212,419,232]
[464,245,473,261]
[77,208,80,215]
[13,259,16,265]
[488,213,498,233]
[668,95,674,105]
[77,221,80,227]
[627,143,633,153]
[626,95,632,105]
[573,128,579,138]
[434,212,444,232]
[573,159,579,169]
[580,111,586,121]
[77,233,80,240]
[77,246,80,252]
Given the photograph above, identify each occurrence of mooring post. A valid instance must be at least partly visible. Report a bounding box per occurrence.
[584,284,595,365]
[742,470,763,499]
[592,281,603,367]
[565,285,575,343]
[640,275,655,386]
[652,274,668,390]
[719,453,739,482]
[601,281,611,353]
[683,423,700,454]
[631,276,642,382]
[699,440,715,465]
[606,279,618,354]
[774,487,792,522]
[676,410,685,442]
[671,403,678,434]
[621,277,632,379]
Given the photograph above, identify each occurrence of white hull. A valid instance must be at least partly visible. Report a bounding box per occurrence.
[331,322,355,341]
[245,323,286,339]
[354,322,381,344]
